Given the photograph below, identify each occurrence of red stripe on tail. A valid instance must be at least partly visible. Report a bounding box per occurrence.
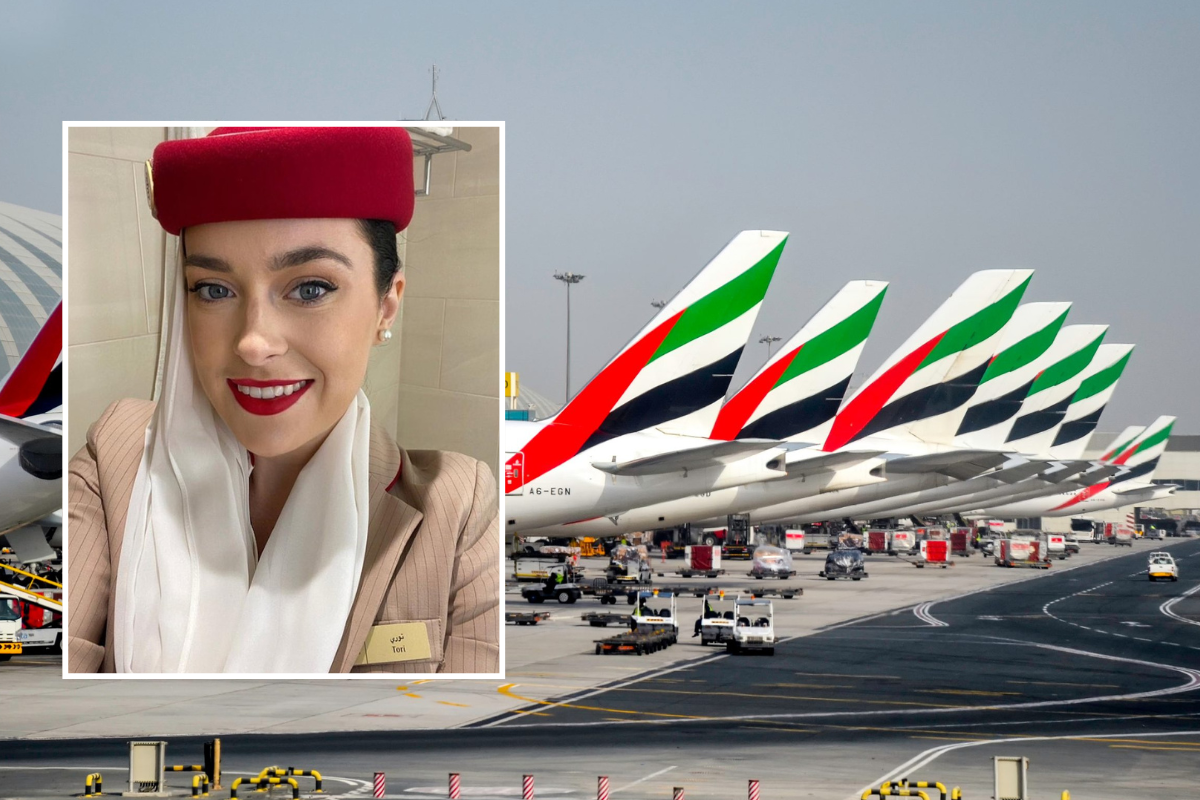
[709,345,801,441]
[822,332,944,452]
[0,303,61,418]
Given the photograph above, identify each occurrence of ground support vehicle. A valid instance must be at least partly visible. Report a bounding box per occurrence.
[916,539,951,569]
[606,544,653,584]
[1110,528,1134,547]
[631,590,679,635]
[595,628,675,656]
[820,548,868,580]
[994,538,1050,568]
[520,564,585,604]
[784,529,806,553]
[581,611,632,627]
[655,583,721,598]
[949,528,972,557]
[505,611,552,625]
[0,597,22,660]
[698,594,737,645]
[802,530,833,555]
[1148,552,1179,581]
[14,625,61,651]
[675,545,723,578]
[750,545,796,579]
[728,597,775,655]
[511,552,571,583]
[588,584,639,605]
[1063,535,1081,555]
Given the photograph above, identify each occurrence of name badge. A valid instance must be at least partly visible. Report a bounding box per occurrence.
[355,622,433,666]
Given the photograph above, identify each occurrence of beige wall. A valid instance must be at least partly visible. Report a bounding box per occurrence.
[397,126,501,478]
[67,125,500,478]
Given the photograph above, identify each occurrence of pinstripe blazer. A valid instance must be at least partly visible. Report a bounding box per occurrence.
[67,398,499,674]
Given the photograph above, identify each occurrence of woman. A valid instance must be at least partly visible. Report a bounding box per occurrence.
[67,126,499,674]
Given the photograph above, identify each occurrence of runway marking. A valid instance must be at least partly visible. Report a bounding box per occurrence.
[738,724,818,733]
[437,701,470,707]
[915,689,1021,697]
[612,766,675,794]
[1083,736,1200,747]
[755,682,857,689]
[402,692,423,699]
[1007,680,1120,688]
[854,728,1200,800]
[1107,744,1200,752]
[913,602,948,628]
[1160,582,1200,628]
[794,671,900,679]
[496,684,706,720]
[608,685,961,708]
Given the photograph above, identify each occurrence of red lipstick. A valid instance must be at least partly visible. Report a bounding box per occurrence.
[227,378,312,416]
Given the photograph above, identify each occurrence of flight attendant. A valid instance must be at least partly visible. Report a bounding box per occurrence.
[67,126,499,674]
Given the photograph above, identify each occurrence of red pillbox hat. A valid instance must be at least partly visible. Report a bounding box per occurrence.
[146,126,415,235]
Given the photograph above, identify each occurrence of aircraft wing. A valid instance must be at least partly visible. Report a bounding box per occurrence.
[591,440,782,477]
[884,450,1011,481]
[784,449,885,478]
[0,415,60,446]
[984,459,1055,484]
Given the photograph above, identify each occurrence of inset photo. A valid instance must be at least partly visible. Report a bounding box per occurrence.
[65,124,501,676]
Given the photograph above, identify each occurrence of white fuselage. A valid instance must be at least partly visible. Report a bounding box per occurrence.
[504,421,789,531]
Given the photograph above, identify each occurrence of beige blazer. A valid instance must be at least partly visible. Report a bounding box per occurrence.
[67,399,499,674]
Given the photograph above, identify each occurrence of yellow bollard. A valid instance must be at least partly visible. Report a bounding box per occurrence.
[192,774,210,798]
[84,773,103,797]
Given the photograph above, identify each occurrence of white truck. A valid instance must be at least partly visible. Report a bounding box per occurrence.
[1148,552,1179,582]
[729,597,775,655]
[697,594,737,645]
[632,590,679,636]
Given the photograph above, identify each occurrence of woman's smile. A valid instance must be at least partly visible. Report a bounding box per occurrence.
[227,378,313,415]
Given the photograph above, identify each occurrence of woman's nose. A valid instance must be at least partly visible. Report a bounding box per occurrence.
[234,301,288,366]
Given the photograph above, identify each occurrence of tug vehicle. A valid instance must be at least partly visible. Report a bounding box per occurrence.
[729,597,775,655]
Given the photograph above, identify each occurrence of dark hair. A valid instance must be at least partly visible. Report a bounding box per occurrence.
[356,219,401,296]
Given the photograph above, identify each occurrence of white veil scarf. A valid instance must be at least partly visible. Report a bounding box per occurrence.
[114,241,372,673]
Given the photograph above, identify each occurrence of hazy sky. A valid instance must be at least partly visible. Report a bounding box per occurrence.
[3,1,1197,431]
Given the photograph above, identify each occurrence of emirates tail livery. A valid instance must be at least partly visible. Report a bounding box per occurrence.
[520,280,889,538]
[864,337,1131,519]
[742,269,1035,524]
[978,415,1177,517]
[0,303,64,564]
[505,231,791,532]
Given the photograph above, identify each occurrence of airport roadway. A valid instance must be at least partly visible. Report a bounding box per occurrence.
[3,539,1199,800]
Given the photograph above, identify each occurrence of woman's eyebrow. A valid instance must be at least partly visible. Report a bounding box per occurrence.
[272,246,353,271]
[183,254,232,272]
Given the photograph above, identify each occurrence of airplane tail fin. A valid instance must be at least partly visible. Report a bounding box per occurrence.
[710,280,887,443]
[1101,425,1144,463]
[1002,324,1108,453]
[954,302,1071,449]
[823,269,1033,450]
[1046,344,1133,460]
[0,303,61,419]
[1112,415,1175,480]
[508,231,787,491]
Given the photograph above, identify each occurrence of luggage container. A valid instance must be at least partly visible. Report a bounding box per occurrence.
[784,529,806,552]
[949,528,972,557]
[889,529,916,556]
[995,538,1049,568]
[679,545,723,578]
[750,546,795,579]
[918,539,950,568]
[1044,533,1068,560]
[866,529,891,555]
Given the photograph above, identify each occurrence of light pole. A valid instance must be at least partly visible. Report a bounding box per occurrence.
[759,334,782,359]
[554,272,585,402]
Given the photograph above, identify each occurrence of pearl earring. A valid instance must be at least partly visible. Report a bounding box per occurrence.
[380,329,392,342]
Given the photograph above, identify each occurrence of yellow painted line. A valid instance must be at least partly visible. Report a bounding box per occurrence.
[911,736,989,742]
[609,686,962,709]
[437,701,469,708]
[1108,745,1200,753]
[1008,680,1120,688]
[916,689,1022,697]
[497,683,707,720]
[402,693,422,699]
[510,709,552,716]
[411,679,432,685]
[794,671,901,679]
[738,725,818,733]
[826,723,998,740]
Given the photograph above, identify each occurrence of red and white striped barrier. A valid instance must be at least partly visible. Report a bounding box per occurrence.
[749,780,760,800]
[598,776,609,800]
[450,773,461,800]
[374,772,386,799]
[673,788,685,800]
[523,774,534,800]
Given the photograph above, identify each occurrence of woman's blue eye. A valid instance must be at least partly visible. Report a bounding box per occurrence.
[191,283,231,301]
[292,281,336,303]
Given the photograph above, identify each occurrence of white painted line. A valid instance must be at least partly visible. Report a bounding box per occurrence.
[1160,582,1200,628]
[612,766,676,794]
